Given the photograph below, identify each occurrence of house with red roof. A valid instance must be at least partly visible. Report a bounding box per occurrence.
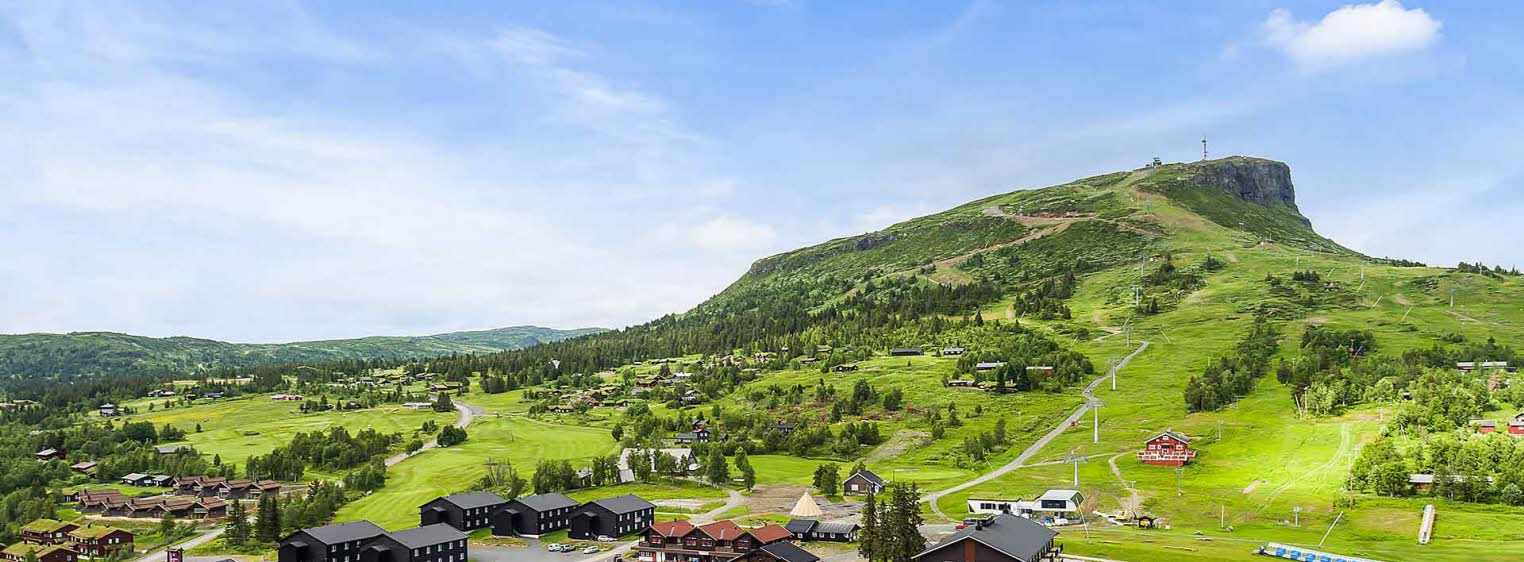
[636,520,796,562]
[1137,431,1197,467]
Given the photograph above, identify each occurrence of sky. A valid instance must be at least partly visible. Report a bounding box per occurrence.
[2,1,1521,342]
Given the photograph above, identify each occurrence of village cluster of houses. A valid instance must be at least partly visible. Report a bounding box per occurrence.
[66,476,281,521]
[4,519,134,562]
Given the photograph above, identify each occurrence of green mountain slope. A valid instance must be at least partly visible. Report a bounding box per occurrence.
[0,325,604,380]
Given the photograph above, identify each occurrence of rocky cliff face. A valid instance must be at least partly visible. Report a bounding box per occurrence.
[1186,157,1302,216]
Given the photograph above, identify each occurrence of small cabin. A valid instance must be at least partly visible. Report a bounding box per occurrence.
[890,348,923,357]
[1472,419,1498,434]
[832,364,859,373]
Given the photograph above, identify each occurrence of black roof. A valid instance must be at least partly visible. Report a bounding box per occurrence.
[848,469,885,486]
[914,514,1056,562]
[300,520,386,545]
[588,494,654,514]
[814,521,859,534]
[784,519,817,534]
[427,491,507,510]
[759,542,820,562]
[514,493,579,512]
[387,524,466,549]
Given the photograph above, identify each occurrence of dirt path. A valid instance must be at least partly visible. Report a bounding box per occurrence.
[1107,452,1140,517]
[922,341,1150,519]
[384,399,480,467]
[930,223,1071,271]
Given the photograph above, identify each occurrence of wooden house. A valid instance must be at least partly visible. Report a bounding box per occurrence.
[67,526,133,557]
[911,514,1058,562]
[1472,419,1498,434]
[419,491,507,532]
[1137,431,1197,467]
[843,469,886,495]
[20,520,77,546]
[890,348,923,357]
[34,449,64,462]
[2,543,78,562]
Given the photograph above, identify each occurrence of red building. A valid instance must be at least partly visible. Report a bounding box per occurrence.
[636,520,794,562]
[1137,431,1197,467]
[1472,419,1498,434]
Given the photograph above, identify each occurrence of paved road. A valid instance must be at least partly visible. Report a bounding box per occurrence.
[384,399,481,467]
[922,341,1151,519]
[692,487,746,524]
[130,528,225,562]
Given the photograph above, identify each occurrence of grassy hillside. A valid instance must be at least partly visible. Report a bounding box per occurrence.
[0,325,604,381]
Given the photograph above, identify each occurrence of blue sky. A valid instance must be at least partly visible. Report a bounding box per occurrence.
[2,1,1520,342]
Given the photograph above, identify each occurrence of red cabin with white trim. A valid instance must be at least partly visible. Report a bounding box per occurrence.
[1137,431,1197,467]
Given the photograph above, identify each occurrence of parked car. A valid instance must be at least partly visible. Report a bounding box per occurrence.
[596,535,615,543]
[583,547,600,554]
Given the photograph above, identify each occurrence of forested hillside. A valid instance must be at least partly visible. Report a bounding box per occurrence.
[0,326,603,382]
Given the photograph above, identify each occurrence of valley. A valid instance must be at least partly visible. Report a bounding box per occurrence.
[6,157,1524,562]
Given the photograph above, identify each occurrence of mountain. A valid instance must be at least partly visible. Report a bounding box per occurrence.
[0,325,605,381]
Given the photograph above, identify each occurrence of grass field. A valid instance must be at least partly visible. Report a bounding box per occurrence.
[131,396,453,470]
[333,415,620,530]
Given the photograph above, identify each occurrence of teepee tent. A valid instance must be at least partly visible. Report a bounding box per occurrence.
[790,491,824,517]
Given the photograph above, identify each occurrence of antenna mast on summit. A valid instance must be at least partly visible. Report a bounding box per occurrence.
[1202,137,1208,161]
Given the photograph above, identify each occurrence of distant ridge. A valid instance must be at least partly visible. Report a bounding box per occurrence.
[0,325,605,381]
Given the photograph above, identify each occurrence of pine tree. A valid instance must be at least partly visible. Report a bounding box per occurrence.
[227,499,250,546]
[859,491,879,562]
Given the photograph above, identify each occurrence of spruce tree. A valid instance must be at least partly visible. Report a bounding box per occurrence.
[859,491,879,562]
[706,447,730,485]
[227,499,250,546]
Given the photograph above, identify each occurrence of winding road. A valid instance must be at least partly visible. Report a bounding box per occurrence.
[384,399,482,467]
[922,341,1150,519]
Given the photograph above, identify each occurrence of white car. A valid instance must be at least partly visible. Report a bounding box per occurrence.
[596,535,615,543]
[583,546,601,554]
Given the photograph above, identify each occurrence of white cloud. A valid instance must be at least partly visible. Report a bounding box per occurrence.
[854,203,937,232]
[1260,0,1441,70]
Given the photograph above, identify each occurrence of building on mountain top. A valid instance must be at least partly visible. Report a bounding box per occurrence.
[1137,431,1197,466]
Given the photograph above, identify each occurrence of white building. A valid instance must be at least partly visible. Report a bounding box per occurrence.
[966,489,1086,523]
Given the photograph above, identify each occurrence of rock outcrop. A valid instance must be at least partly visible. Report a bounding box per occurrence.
[1186,157,1302,219]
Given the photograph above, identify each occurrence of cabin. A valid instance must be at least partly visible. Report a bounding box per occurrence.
[799,357,819,364]
[420,492,507,532]
[194,497,228,519]
[675,427,711,444]
[1030,490,1084,521]
[843,469,886,495]
[354,524,467,562]
[75,490,127,513]
[1026,366,1055,377]
[156,445,194,455]
[736,543,820,562]
[217,480,255,499]
[67,526,134,557]
[832,365,859,373]
[549,404,575,414]
[278,521,388,562]
[253,480,283,498]
[773,422,798,436]
[1,544,77,562]
[890,348,923,357]
[946,379,977,388]
[1136,516,1156,529]
[492,493,579,537]
[98,404,120,417]
[638,520,794,562]
[1458,361,1508,371]
[569,494,655,540]
[782,520,857,542]
[1472,419,1498,434]
[68,461,96,475]
[966,498,1023,516]
[912,514,1058,562]
[152,475,175,487]
[1410,473,1435,492]
[121,473,154,487]
[1510,419,1524,435]
[21,520,77,546]
[271,394,304,401]
[34,449,64,462]
[975,362,1007,371]
[941,347,965,356]
[403,402,432,410]
[1137,431,1197,466]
